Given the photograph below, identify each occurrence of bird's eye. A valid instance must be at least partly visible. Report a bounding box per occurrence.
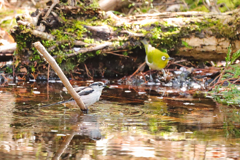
[161,56,166,61]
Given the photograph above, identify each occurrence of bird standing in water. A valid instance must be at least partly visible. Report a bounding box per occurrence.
[141,39,172,81]
[41,82,106,109]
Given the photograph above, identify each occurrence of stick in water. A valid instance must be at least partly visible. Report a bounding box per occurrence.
[33,41,87,111]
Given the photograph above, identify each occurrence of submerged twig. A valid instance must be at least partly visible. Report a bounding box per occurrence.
[128,62,146,79]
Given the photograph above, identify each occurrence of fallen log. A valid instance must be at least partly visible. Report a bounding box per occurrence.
[10,1,240,77]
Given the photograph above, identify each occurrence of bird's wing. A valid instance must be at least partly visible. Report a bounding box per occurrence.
[147,47,169,62]
[39,86,97,108]
[64,87,94,102]
[147,46,157,64]
[77,87,94,96]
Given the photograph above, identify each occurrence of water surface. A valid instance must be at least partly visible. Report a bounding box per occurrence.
[0,81,240,160]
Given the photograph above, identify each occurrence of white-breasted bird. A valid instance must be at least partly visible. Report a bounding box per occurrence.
[41,82,106,108]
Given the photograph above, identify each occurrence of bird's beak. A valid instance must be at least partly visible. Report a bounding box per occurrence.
[103,84,108,88]
[168,57,174,60]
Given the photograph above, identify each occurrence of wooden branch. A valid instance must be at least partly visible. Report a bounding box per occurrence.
[48,40,96,52]
[31,30,55,40]
[120,30,144,37]
[105,51,130,57]
[74,40,96,46]
[33,41,87,111]
[43,0,59,19]
[64,42,112,58]
[133,11,208,18]
[0,43,16,53]
[102,41,141,53]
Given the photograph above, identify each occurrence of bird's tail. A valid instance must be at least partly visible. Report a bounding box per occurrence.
[140,39,148,46]
[39,99,74,108]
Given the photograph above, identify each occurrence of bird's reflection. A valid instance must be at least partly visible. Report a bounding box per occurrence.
[52,113,101,160]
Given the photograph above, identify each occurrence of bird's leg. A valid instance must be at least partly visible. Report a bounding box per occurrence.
[149,69,153,82]
[162,69,166,81]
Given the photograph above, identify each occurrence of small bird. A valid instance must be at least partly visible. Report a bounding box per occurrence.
[141,39,172,80]
[41,82,106,108]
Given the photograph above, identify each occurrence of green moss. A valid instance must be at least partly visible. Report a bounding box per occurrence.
[192,5,209,12]
[42,40,55,48]
[12,3,113,75]
[61,59,75,72]
[89,0,99,8]
[77,52,95,63]
[139,29,148,35]
[51,29,71,41]
[0,9,24,31]
[151,27,162,39]
[13,0,240,75]
[84,38,95,44]
[5,66,13,74]
[218,0,237,10]
[186,0,239,11]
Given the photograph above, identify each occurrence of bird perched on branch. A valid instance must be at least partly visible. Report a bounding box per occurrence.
[41,82,106,108]
[141,39,173,81]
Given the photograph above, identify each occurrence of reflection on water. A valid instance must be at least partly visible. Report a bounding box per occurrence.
[0,81,240,160]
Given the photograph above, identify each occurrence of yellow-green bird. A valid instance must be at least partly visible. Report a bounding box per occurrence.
[141,39,172,79]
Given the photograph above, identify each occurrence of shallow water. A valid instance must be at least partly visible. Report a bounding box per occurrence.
[0,81,240,160]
